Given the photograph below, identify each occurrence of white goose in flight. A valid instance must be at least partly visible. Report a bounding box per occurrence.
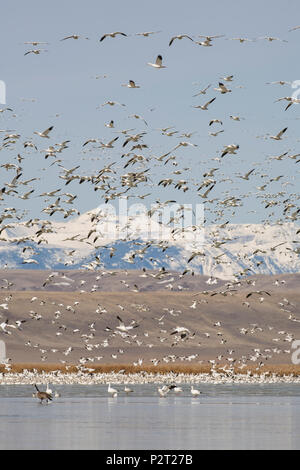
[192,84,211,97]
[237,169,255,180]
[24,49,47,56]
[116,315,139,332]
[209,119,223,126]
[209,130,224,137]
[100,32,127,42]
[229,37,253,43]
[34,126,54,138]
[270,127,288,140]
[221,75,234,81]
[195,39,213,47]
[169,34,194,46]
[199,34,224,41]
[258,36,288,43]
[99,136,119,148]
[136,31,162,37]
[221,144,239,157]
[193,97,216,110]
[24,41,48,46]
[214,82,231,94]
[122,80,140,88]
[147,55,166,68]
[60,34,80,41]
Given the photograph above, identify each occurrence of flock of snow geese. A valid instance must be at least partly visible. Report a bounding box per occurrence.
[0,23,300,394]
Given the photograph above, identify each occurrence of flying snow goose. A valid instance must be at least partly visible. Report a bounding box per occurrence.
[60,34,80,41]
[221,144,239,157]
[100,32,127,42]
[221,75,234,81]
[122,80,140,88]
[192,97,216,110]
[24,41,48,46]
[147,55,166,68]
[192,84,211,97]
[169,34,194,46]
[270,127,288,140]
[136,31,162,37]
[116,315,139,332]
[24,49,47,56]
[214,82,231,94]
[34,126,54,138]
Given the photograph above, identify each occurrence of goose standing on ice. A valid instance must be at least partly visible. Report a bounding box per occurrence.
[108,383,118,397]
[33,384,52,404]
[191,385,201,397]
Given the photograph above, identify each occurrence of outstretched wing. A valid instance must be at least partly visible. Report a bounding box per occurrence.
[155,55,163,66]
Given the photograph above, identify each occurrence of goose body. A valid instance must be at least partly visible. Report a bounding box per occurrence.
[147,55,166,68]
[34,384,52,403]
[108,383,118,395]
[191,385,201,397]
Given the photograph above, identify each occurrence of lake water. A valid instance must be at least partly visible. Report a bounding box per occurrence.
[0,383,300,449]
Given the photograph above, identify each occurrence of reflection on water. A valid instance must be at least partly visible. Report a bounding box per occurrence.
[0,384,300,449]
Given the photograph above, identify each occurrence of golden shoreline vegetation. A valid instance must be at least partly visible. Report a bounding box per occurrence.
[1,363,300,377]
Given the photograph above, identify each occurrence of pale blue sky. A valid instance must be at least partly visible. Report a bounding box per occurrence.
[0,0,299,225]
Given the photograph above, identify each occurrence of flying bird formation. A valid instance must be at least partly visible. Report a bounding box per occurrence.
[0,23,299,385]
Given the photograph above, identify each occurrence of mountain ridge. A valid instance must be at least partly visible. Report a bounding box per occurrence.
[0,209,299,279]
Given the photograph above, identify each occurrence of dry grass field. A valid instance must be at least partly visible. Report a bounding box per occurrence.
[0,271,299,371]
